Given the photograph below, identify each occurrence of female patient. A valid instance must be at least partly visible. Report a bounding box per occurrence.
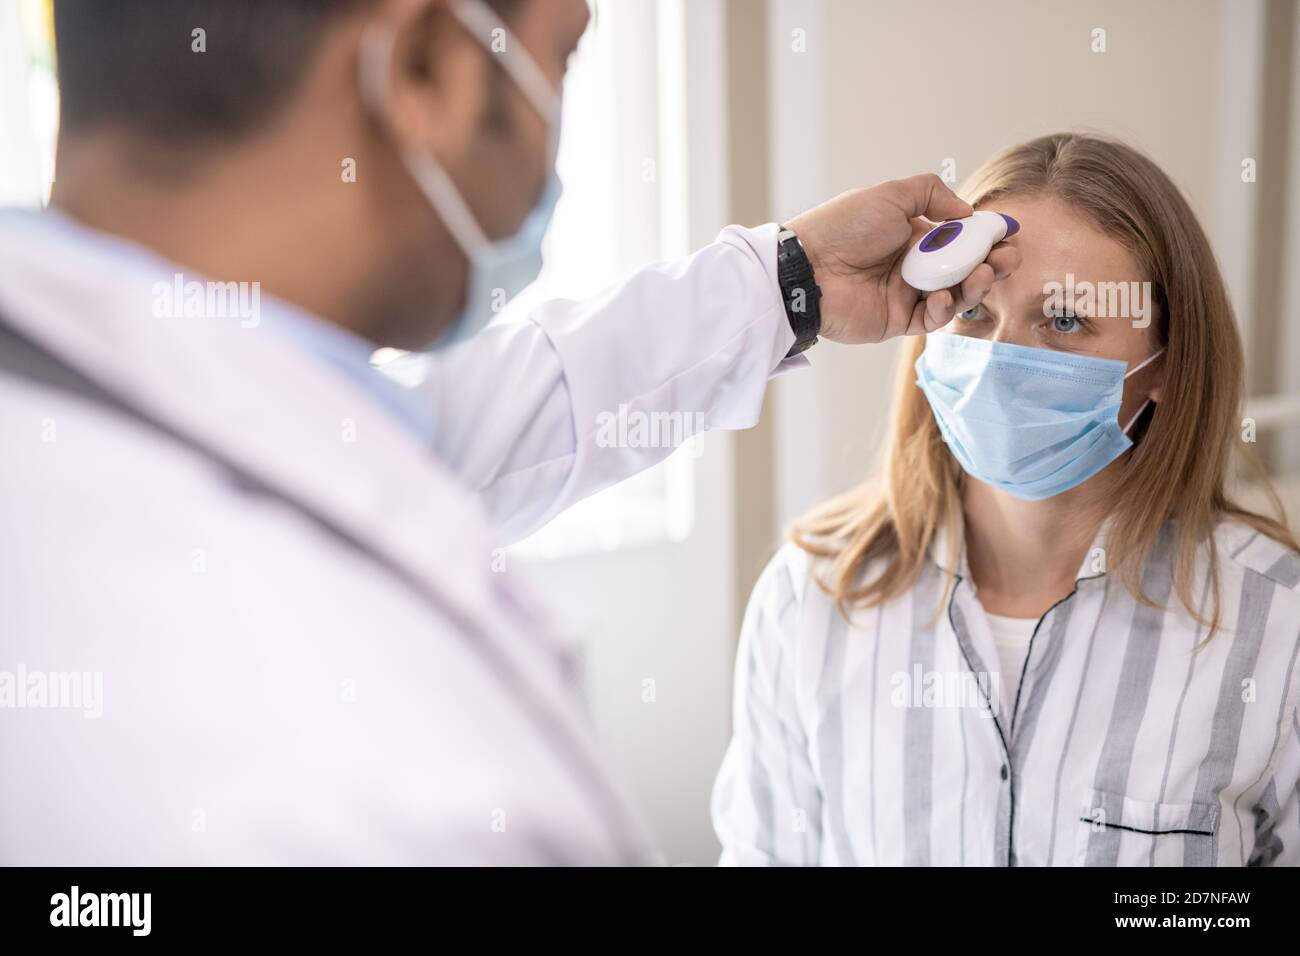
[712,133,1300,866]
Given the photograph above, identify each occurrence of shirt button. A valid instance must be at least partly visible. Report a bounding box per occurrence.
[1000,765,1009,781]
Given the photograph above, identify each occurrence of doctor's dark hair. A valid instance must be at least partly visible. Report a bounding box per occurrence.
[792,132,1297,639]
[53,0,520,143]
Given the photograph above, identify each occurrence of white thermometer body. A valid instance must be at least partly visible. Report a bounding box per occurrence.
[901,210,1019,293]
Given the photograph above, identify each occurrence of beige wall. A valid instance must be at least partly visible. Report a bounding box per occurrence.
[823,0,1223,217]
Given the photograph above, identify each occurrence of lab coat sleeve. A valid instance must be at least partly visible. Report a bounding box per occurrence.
[1253,704,1300,866]
[412,223,805,544]
[711,546,823,866]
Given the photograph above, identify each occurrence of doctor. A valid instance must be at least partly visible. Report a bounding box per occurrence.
[0,0,1017,863]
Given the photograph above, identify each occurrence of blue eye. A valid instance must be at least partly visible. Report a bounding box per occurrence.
[959,306,983,321]
[1052,313,1080,333]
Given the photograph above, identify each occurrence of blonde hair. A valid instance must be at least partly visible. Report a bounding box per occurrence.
[791,132,1296,633]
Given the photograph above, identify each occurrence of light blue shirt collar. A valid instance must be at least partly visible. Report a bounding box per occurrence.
[32,206,434,442]
[256,303,434,442]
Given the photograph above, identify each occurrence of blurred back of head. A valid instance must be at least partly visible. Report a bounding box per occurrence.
[53,0,370,149]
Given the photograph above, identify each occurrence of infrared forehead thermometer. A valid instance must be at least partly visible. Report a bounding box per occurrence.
[901,210,1019,293]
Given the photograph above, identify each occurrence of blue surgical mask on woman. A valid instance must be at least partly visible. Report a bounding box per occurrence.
[360,0,563,349]
[914,333,1165,500]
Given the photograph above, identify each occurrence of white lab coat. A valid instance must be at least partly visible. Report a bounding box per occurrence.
[0,210,801,864]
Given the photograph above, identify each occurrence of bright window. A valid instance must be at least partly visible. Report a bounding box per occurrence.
[0,0,57,207]
[506,0,696,560]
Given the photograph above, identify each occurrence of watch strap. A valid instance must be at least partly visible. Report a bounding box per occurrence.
[776,226,822,357]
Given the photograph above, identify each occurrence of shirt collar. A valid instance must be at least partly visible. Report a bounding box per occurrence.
[927,512,1116,584]
[255,300,434,441]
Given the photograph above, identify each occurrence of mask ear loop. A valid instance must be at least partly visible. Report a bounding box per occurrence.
[358,21,490,260]
[1123,346,1165,379]
[1120,347,1165,435]
[449,0,565,171]
[449,0,560,119]
[1121,400,1151,435]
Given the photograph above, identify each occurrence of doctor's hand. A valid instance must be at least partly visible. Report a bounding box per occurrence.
[786,174,1020,344]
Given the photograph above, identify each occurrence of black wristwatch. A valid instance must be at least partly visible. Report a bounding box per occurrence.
[776,226,822,357]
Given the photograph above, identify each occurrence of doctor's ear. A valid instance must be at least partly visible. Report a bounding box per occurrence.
[374,0,492,163]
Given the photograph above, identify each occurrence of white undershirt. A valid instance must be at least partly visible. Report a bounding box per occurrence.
[984,611,1039,717]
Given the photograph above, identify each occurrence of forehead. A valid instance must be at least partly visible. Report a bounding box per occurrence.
[984,194,1147,305]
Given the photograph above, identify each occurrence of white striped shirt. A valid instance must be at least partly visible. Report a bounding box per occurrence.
[711,520,1300,866]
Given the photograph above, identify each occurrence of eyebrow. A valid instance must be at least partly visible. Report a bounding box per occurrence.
[1033,281,1101,317]
[973,289,1093,323]
[1045,295,1092,316]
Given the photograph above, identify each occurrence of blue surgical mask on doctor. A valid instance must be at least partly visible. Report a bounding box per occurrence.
[915,333,1165,500]
[360,0,563,349]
